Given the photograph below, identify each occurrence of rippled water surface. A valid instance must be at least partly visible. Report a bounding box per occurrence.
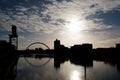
[16,57,120,80]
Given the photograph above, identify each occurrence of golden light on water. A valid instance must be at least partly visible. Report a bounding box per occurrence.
[70,70,81,80]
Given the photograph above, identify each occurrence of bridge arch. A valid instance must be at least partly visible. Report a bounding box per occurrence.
[24,42,51,67]
[26,42,50,50]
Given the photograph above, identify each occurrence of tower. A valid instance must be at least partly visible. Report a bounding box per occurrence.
[9,25,18,50]
[54,39,60,50]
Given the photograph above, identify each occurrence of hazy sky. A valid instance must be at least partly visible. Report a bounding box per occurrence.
[0,0,120,49]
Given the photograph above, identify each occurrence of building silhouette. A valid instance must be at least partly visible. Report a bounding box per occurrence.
[116,44,120,49]
[9,25,18,50]
[54,39,69,54]
[0,40,16,55]
[54,39,61,50]
[70,43,93,56]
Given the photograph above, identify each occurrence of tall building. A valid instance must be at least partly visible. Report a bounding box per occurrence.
[9,25,18,50]
[54,39,60,50]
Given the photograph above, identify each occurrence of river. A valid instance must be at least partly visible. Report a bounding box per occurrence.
[15,57,120,80]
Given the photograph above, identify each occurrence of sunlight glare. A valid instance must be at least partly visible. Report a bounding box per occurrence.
[70,70,81,80]
[67,18,84,34]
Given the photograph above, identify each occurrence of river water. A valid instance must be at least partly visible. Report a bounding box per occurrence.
[15,57,120,80]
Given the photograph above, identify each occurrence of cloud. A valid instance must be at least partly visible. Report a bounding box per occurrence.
[19,35,25,40]
[0,0,120,34]
[16,6,30,12]
[90,0,120,12]
[98,38,120,44]
[0,35,8,41]
[41,0,119,31]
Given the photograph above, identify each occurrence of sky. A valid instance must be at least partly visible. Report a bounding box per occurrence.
[0,0,120,50]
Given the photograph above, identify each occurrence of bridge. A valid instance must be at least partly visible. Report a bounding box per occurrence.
[17,42,54,59]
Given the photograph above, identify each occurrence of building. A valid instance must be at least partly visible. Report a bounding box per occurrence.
[0,40,15,55]
[81,43,93,51]
[54,39,60,50]
[9,25,18,50]
[116,44,120,49]
[54,39,69,56]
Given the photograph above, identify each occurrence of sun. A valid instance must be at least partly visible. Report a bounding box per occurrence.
[66,18,84,34]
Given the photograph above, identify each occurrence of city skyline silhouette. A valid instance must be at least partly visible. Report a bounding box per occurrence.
[0,0,120,80]
[0,24,120,80]
[0,0,120,50]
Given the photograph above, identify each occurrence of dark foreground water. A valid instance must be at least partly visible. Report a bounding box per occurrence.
[14,57,120,80]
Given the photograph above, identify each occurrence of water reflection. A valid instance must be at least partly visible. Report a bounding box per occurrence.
[0,55,120,80]
[70,70,81,80]
[0,55,19,80]
[24,56,51,67]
